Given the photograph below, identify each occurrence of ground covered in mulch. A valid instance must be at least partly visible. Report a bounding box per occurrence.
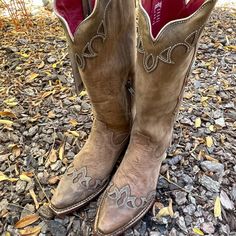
[0,5,235,236]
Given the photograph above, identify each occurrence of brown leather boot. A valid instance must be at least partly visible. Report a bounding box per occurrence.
[50,0,135,215]
[94,0,217,235]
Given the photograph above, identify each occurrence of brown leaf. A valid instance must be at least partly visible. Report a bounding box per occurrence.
[15,214,40,229]
[48,176,60,185]
[0,111,17,118]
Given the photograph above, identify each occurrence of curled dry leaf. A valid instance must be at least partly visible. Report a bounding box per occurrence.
[15,214,40,229]
[29,189,40,210]
[156,199,174,219]
[19,225,41,236]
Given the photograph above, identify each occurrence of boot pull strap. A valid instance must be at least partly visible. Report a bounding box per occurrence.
[82,0,93,18]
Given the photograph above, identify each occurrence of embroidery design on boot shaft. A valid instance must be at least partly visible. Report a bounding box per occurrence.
[67,164,107,189]
[137,28,202,73]
[75,0,111,70]
[107,184,156,209]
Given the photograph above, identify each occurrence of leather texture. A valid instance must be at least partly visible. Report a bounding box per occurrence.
[50,0,136,215]
[94,0,217,235]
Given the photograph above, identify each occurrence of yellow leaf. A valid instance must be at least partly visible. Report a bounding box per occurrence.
[0,172,18,182]
[59,142,65,160]
[52,63,58,68]
[201,96,209,103]
[193,227,204,235]
[20,174,32,183]
[15,214,40,229]
[195,118,201,128]
[208,125,215,132]
[27,73,39,82]
[29,189,39,210]
[19,225,41,236]
[156,199,174,219]
[4,97,18,107]
[0,111,17,118]
[79,90,87,97]
[4,232,11,236]
[206,136,213,148]
[68,130,80,138]
[20,53,29,58]
[214,196,221,218]
[0,119,14,126]
[49,148,57,163]
[69,119,78,127]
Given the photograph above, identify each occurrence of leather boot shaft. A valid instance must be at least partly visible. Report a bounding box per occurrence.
[135,0,217,147]
[54,0,136,131]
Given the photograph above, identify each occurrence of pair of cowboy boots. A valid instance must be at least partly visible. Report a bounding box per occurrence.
[50,0,217,235]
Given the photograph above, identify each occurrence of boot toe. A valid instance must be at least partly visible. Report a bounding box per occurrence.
[95,183,155,236]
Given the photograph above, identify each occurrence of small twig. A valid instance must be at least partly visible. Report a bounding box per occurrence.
[160,175,191,194]
[8,203,35,214]
[33,171,51,203]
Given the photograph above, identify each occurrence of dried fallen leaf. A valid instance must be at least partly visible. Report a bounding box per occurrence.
[0,172,18,182]
[20,174,32,183]
[208,125,215,132]
[68,130,80,138]
[206,136,213,148]
[156,199,174,219]
[0,119,14,126]
[48,111,56,119]
[4,97,18,107]
[49,148,57,163]
[58,142,65,160]
[69,119,78,127]
[195,117,201,128]
[204,154,219,163]
[27,73,39,82]
[19,225,41,236]
[0,111,17,118]
[214,196,221,218]
[193,227,204,235]
[79,90,87,97]
[15,214,40,229]
[29,189,39,210]
[10,145,21,158]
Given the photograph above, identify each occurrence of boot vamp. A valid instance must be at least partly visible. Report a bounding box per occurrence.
[95,133,165,235]
[51,120,129,210]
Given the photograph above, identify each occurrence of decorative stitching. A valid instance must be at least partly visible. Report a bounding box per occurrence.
[67,164,107,189]
[138,29,200,73]
[107,184,156,209]
[75,2,111,70]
